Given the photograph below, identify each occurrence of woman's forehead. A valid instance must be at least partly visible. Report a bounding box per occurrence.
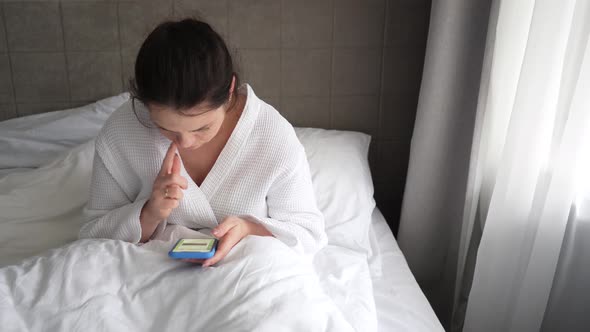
[149,105,221,130]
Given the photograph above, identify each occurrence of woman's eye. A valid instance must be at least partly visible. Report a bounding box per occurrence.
[192,127,210,133]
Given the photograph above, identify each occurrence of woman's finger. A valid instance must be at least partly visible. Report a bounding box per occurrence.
[212,216,241,238]
[160,197,179,210]
[159,142,177,176]
[164,186,183,200]
[203,230,241,267]
[159,174,188,190]
[181,259,205,264]
[171,154,181,175]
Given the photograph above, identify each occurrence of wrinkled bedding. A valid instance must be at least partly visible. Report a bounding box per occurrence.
[0,142,377,332]
[0,233,371,332]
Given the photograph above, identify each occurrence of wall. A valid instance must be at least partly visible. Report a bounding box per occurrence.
[0,0,430,233]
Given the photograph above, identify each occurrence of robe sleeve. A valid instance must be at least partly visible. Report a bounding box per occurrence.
[244,144,328,255]
[79,150,152,243]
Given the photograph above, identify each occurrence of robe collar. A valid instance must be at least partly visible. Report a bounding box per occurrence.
[153,84,261,228]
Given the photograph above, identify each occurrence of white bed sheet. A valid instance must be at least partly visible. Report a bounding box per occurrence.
[368,209,444,331]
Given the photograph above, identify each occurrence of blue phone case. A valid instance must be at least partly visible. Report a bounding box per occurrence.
[168,238,217,259]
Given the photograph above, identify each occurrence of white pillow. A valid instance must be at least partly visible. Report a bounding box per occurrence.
[0,93,129,169]
[295,128,376,254]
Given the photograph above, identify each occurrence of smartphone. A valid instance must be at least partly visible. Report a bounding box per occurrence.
[168,238,217,260]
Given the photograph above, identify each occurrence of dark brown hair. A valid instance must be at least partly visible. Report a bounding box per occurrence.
[130,18,238,113]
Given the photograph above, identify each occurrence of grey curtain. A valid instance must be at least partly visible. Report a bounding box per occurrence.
[397,0,492,329]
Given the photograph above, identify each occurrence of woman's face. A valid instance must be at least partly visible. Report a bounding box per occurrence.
[149,102,227,151]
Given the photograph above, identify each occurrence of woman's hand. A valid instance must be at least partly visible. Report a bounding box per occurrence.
[183,216,273,267]
[140,143,188,241]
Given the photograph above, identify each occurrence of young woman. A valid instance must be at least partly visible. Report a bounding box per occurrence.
[79,19,327,266]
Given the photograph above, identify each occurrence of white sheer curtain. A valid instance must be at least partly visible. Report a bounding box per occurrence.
[460,0,590,331]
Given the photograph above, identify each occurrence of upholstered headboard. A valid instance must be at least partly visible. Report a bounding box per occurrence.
[0,0,430,229]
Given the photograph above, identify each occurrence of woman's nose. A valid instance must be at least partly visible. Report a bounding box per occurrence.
[177,134,194,149]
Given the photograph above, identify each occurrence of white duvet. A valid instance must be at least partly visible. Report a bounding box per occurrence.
[0,141,377,331]
[1,236,363,331]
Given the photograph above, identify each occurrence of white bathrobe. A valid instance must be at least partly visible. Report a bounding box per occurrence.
[80,85,327,255]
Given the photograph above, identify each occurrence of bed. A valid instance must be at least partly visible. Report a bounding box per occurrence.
[0,94,443,331]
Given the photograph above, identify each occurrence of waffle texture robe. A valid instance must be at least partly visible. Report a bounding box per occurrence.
[80,85,327,255]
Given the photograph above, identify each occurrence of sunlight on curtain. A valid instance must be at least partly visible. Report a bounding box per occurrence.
[461,0,590,331]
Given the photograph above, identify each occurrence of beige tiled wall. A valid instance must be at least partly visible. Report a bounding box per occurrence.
[0,0,430,232]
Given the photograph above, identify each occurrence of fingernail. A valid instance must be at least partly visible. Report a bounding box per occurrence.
[212,229,219,235]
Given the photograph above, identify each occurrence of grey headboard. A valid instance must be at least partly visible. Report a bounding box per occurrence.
[0,0,430,231]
